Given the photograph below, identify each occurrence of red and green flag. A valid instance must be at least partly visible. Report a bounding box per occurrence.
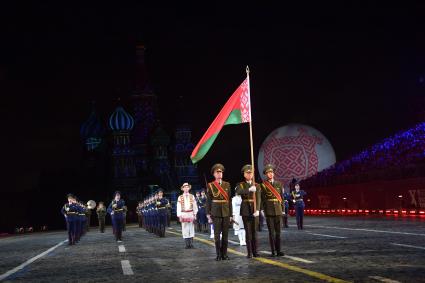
[191,77,251,164]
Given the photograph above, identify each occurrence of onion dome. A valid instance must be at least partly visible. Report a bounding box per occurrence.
[109,106,134,131]
[80,109,105,139]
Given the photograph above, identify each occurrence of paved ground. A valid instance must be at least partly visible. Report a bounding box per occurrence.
[0,216,424,282]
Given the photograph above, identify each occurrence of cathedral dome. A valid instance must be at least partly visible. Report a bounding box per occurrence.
[109,106,134,131]
[80,109,105,139]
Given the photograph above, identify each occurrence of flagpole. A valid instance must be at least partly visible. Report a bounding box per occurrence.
[246,66,257,213]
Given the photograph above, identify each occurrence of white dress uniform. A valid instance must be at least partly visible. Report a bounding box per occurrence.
[232,194,246,246]
[177,193,198,238]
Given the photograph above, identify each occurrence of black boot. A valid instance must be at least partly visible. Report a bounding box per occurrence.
[185,238,190,249]
[221,241,229,260]
[215,240,221,261]
[276,236,284,256]
[252,240,259,257]
[246,240,252,258]
[269,234,276,257]
[189,238,194,248]
[284,215,289,228]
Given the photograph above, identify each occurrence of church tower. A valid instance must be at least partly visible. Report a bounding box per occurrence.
[108,104,139,200]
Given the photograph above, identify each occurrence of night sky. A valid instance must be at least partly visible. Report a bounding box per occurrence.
[2,2,425,193]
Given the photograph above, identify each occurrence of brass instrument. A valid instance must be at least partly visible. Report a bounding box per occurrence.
[87,200,96,209]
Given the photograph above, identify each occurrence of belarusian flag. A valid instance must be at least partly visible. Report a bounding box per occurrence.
[191,77,251,164]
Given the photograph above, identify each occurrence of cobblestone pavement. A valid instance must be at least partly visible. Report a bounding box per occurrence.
[1,216,424,282]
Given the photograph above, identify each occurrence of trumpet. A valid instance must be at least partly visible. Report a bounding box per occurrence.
[87,200,96,209]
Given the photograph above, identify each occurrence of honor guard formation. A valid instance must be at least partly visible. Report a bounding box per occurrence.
[139,188,171,238]
[61,163,307,260]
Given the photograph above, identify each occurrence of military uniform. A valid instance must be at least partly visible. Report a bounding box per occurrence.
[206,163,232,261]
[292,180,307,230]
[235,164,261,258]
[261,164,284,256]
[282,190,290,228]
[197,192,208,232]
[96,203,107,233]
[156,190,169,237]
[61,194,81,245]
[136,202,143,228]
[107,191,126,242]
[85,205,92,232]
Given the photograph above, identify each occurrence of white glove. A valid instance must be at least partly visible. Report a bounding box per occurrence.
[253,210,259,217]
[249,186,256,192]
[112,204,117,208]
[65,207,70,212]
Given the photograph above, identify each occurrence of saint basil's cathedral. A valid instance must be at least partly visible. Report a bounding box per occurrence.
[79,45,200,204]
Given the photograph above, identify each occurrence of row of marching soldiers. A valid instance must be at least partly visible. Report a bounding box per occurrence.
[173,163,307,261]
[61,193,92,245]
[62,191,128,244]
[136,188,171,238]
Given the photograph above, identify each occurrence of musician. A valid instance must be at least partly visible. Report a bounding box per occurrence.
[291,179,307,230]
[85,203,92,232]
[261,164,284,256]
[235,164,261,258]
[156,189,169,237]
[61,193,80,245]
[177,183,198,248]
[107,191,126,242]
[206,163,232,261]
[96,202,106,233]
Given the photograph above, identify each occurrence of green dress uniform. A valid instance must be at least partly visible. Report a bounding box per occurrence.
[96,207,107,233]
[261,179,284,256]
[206,180,232,261]
[235,180,261,258]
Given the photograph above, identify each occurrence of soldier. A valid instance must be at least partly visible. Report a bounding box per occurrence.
[156,189,169,237]
[195,191,201,232]
[177,183,198,248]
[85,203,92,232]
[282,186,290,228]
[235,164,261,258]
[261,164,284,257]
[206,163,232,261]
[61,193,80,245]
[96,202,106,233]
[107,191,126,242]
[76,200,85,242]
[136,201,143,228]
[292,179,307,230]
[198,190,208,233]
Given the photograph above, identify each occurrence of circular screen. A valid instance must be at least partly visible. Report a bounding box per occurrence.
[258,124,336,184]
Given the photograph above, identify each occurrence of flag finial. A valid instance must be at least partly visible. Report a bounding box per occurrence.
[246,65,250,75]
